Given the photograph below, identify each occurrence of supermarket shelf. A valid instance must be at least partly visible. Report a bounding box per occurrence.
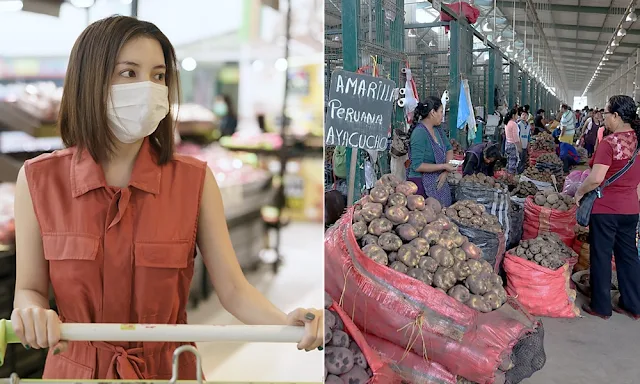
[223,144,323,159]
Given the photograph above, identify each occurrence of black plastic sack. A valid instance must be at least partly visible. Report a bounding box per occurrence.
[507,200,525,250]
[455,221,506,271]
[455,182,512,245]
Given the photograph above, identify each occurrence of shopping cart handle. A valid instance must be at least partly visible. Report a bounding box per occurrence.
[0,319,305,366]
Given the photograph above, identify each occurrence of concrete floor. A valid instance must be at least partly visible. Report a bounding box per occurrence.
[523,293,640,384]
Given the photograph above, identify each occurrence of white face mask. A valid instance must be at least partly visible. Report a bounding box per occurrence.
[106,81,169,144]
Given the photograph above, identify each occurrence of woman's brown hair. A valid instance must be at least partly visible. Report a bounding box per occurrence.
[59,15,179,165]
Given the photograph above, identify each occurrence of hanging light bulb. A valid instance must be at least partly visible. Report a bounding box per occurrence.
[506,43,514,53]
[611,40,619,47]
[617,28,627,37]
[606,48,614,55]
[428,40,436,47]
[482,22,493,32]
[408,29,417,37]
[496,35,503,43]
[625,10,637,23]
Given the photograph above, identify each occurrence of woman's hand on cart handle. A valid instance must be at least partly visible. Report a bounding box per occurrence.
[10,308,68,354]
[286,308,323,352]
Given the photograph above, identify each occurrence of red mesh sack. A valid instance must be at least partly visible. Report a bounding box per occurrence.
[364,333,457,384]
[503,251,580,318]
[325,208,537,384]
[522,196,577,247]
[527,150,552,167]
[328,301,400,383]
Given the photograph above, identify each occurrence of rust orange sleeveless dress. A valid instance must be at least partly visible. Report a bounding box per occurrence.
[24,138,206,379]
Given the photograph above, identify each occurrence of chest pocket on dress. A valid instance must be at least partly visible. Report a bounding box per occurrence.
[43,234,101,317]
[134,241,192,322]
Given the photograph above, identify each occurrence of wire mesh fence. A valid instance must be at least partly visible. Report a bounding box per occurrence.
[406,25,450,99]
[324,0,406,188]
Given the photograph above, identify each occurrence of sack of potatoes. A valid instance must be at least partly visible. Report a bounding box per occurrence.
[352,174,507,313]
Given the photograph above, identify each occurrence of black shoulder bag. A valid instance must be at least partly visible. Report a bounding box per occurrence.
[576,147,640,227]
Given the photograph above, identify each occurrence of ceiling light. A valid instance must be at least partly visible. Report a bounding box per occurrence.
[496,36,504,43]
[0,0,23,11]
[428,41,436,47]
[617,28,627,37]
[506,44,514,53]
[407,29,417,37]
[275,58,288,71]
[482,22,493,32]
[611,40,619,47]
[181,57,197,71]
[626,12,637,23]
[606,49,614,55]
[603,56,609,61]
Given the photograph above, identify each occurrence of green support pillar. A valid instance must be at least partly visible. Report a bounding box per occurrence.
[487,47,496,115]
[529,80,535,111]
[520,72,527,107]
[390,0,404,129]
[508,63,516,107]
[341,0,364,205]
[448,20,461,141]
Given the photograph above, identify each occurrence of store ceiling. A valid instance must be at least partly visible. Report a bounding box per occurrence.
[487,0,639,96]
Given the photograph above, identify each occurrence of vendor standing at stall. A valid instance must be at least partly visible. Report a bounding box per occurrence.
[559,104,576,144]
[517,108,531,173]
[503,108,521,174]
[406,96,455,207]
[462,143,502,176]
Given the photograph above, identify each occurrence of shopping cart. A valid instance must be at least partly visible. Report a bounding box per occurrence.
[0,320,322,384]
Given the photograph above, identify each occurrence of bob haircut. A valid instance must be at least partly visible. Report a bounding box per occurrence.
[59,16,179,165]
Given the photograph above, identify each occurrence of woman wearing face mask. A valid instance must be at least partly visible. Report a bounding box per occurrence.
[406,96,455,208]
[575,95,640,320]
[213,94,237,137]
[11,16,322,380]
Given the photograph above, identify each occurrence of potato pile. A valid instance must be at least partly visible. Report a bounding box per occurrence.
[573,226,590,272]
[577,147,588,163]
[511,180,538,198]
[451,139,464,155]
[444,200,502,233]
[352,175,507,313]
[460,173,506,190]
[522,166,555,183]
[575,225,589,243]
[448,171,463,186]
[532,191,574,211]
[495,173,518,189]
[536,153,562,166]
[578,272,618,291]
[324,295,373,383]
[512,233,577,270]
[529,133,556,152]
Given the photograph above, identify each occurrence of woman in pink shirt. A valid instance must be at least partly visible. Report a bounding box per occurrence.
[504,108,522,174]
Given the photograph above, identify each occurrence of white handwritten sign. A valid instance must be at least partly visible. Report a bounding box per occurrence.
[324,70,396,151]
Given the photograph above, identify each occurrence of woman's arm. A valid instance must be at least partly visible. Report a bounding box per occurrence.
[197,167,287,325]
[14,166,50,310]
[446,149,453,163]
[197,168,323,350]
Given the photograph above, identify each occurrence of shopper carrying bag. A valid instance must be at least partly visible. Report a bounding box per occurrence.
[574,95,640,320]
[12,16,322,380]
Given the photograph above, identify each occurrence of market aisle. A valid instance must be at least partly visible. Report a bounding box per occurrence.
[523,294,640,384]
[186,222,324,382]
